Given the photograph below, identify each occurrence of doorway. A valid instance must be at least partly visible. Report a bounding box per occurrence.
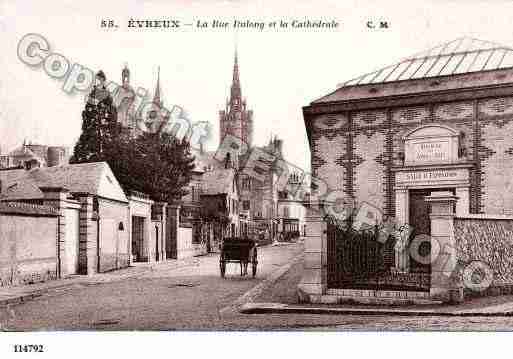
[408,189,432,273]
[132,216,145,262]
[408,188,455,273]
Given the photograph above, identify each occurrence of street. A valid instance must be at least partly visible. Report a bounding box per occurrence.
[3,242,513,331]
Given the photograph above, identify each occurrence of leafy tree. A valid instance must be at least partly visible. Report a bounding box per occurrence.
[71,71,196,203]
[125,131,196,203]
[70,71,120,163]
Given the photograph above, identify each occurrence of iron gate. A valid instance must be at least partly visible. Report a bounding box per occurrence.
[326,216,430,292]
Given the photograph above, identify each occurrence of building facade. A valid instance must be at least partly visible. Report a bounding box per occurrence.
[300,38,513,303]
[277,172,309,239]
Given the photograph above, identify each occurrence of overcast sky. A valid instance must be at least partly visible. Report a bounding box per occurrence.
[2,0,513,171]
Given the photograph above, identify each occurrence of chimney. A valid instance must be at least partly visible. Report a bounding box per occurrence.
[224,153,232,169]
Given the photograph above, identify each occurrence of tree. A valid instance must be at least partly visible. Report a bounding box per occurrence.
[126,131,196,203]
[70,71,120,164]
[70,70,196,204]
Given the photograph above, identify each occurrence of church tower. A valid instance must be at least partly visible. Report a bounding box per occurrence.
[219,50,254,148]
[122,64,130,88]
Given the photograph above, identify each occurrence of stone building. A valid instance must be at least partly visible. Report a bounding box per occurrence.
[239,136,285,241]
[300,38,513,303]
[0,162,131,276]
[0,163,171,289]
[200,164,240,238]
[0,141,68,170]
[216,52,306,242]
[277,171,309,239]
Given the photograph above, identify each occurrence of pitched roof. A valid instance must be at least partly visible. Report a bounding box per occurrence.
[343,37,513,86]
[0,162,128,202]
[201,168,236,195]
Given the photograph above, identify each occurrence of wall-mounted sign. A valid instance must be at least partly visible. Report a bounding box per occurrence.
[413,141,449,163]
[403,125,459,165]
[396,168,468,184]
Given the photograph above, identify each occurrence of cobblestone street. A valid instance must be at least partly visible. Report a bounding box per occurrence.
[2,242,513,331]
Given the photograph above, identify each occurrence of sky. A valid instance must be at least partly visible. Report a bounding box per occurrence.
[2,0,513,172]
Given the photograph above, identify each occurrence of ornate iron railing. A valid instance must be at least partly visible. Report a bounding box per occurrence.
[326,215,430,292]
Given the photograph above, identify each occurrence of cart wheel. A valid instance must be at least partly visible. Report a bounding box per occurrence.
[252,250,258,277]
[220,260,226,278]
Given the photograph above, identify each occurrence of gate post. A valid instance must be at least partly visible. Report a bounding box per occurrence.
[298,201,327,303]
[425,191,461,303]
[166,204,180,259]
[77,193,97,275]
[40,187,69,279]
[394,188,410,272]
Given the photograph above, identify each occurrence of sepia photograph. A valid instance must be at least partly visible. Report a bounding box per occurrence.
[2,0,513,356]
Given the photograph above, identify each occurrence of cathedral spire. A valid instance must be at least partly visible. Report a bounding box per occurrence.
[153,66,161,106]
[230,48,241,105]
[233,47,239,85]
[219,46,253,148]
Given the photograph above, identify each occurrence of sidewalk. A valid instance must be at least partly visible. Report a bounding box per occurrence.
[243,256,513,317]
[0,257,199,307]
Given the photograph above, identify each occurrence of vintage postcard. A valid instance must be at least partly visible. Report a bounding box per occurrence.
[1,0,513,356]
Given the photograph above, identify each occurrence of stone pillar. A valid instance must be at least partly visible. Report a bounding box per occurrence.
[145,216,152,263]
[152,202,167,261]
[394,188,410,272]
[298,201,327,303]
[425,191,461,303]
[455,187,470,216]
[78,194,97,275]
[40,187,69,278]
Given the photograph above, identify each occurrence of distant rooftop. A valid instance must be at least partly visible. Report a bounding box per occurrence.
[342,37,513,87]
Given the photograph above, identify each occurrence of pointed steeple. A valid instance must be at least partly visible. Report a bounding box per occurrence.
[230,48,241,107]
[233,47,239,85]
[153,66,161,106]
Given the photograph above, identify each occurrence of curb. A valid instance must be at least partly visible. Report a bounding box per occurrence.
[0,291,44,307]
[220,252,304,314]
[239,302,513,317]
[0,258,198,307]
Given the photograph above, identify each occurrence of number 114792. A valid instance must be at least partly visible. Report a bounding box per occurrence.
[13,345,44,353]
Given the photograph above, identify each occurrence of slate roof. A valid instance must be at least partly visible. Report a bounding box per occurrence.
[201,168,235,195]
[343,37,513,86]
[0,162,128,202]
[313,37,513,104]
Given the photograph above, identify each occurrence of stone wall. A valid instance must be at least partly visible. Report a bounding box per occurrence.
[454,216,513,284]
[177,225,193,259]
[0,203,59,287]
[98,198,130,272]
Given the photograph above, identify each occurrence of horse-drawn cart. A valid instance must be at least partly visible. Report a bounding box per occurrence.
[219,237,258,278]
